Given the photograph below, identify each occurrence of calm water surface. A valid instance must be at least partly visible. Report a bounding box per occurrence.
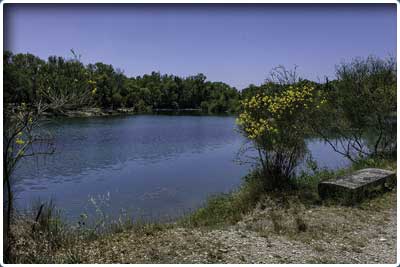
[14,115,349,222]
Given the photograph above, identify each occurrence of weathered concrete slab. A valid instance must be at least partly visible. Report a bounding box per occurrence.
[318,168,396,204]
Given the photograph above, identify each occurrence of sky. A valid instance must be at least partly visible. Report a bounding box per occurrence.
[4,4,397,90]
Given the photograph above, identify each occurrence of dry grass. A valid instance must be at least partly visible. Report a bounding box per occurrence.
[9,189,396,264]
[65,190,396,264]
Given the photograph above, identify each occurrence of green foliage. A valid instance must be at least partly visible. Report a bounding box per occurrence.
[4,51,240,114]
[351,155,397,171]
[30,200,66,248]
[111,92,123,108]
[181,172,265,227]
[237,80,326,190]
[238,57,396,190]
[4,52,46,104]
[315,56,397,161]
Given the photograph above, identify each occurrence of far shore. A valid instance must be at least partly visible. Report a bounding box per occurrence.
[39,107,231,119]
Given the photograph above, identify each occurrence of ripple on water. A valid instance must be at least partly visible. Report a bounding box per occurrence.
[13,115,350,221]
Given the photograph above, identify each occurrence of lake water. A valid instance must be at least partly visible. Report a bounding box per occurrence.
[13,115,350,222]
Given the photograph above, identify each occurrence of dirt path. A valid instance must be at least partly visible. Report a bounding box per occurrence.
[77,191,396,264]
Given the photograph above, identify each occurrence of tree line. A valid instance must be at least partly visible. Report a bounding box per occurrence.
[3,50,240,114]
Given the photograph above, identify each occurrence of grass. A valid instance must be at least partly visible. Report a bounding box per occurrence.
[8,199,172,264]
[182,155,396,230]
[180,172,266,228]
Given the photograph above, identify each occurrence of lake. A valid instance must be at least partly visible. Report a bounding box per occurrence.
[13,115,350,222]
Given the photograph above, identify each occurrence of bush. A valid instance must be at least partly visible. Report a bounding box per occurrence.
[237,82,325,190]
[315,56,396,161]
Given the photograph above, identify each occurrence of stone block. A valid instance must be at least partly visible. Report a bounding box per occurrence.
[318,168,396,204]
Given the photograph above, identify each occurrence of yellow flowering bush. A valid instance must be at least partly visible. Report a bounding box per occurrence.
[237,85,325,139]
[237,84,327,189]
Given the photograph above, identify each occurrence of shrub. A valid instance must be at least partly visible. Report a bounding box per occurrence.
[315,56,396,161]
[236,83,326,190]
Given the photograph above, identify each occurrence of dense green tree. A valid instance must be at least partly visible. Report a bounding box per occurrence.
[4,51,240,114]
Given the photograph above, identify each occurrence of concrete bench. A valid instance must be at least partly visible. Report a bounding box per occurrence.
[318,168,396,204]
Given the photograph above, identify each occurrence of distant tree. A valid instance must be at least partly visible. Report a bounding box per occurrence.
[3,51,241,114]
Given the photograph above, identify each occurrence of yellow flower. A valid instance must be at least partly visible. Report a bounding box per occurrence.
[15,138,25,145]
[238,84,319,141]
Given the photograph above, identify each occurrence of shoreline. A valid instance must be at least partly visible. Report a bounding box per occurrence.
[40,107,233,119]
[9,157,397,264]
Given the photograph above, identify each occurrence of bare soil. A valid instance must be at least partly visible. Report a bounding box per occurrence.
[73,191,396,264]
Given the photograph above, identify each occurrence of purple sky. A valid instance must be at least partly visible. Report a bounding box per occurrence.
[4,4,397,90]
